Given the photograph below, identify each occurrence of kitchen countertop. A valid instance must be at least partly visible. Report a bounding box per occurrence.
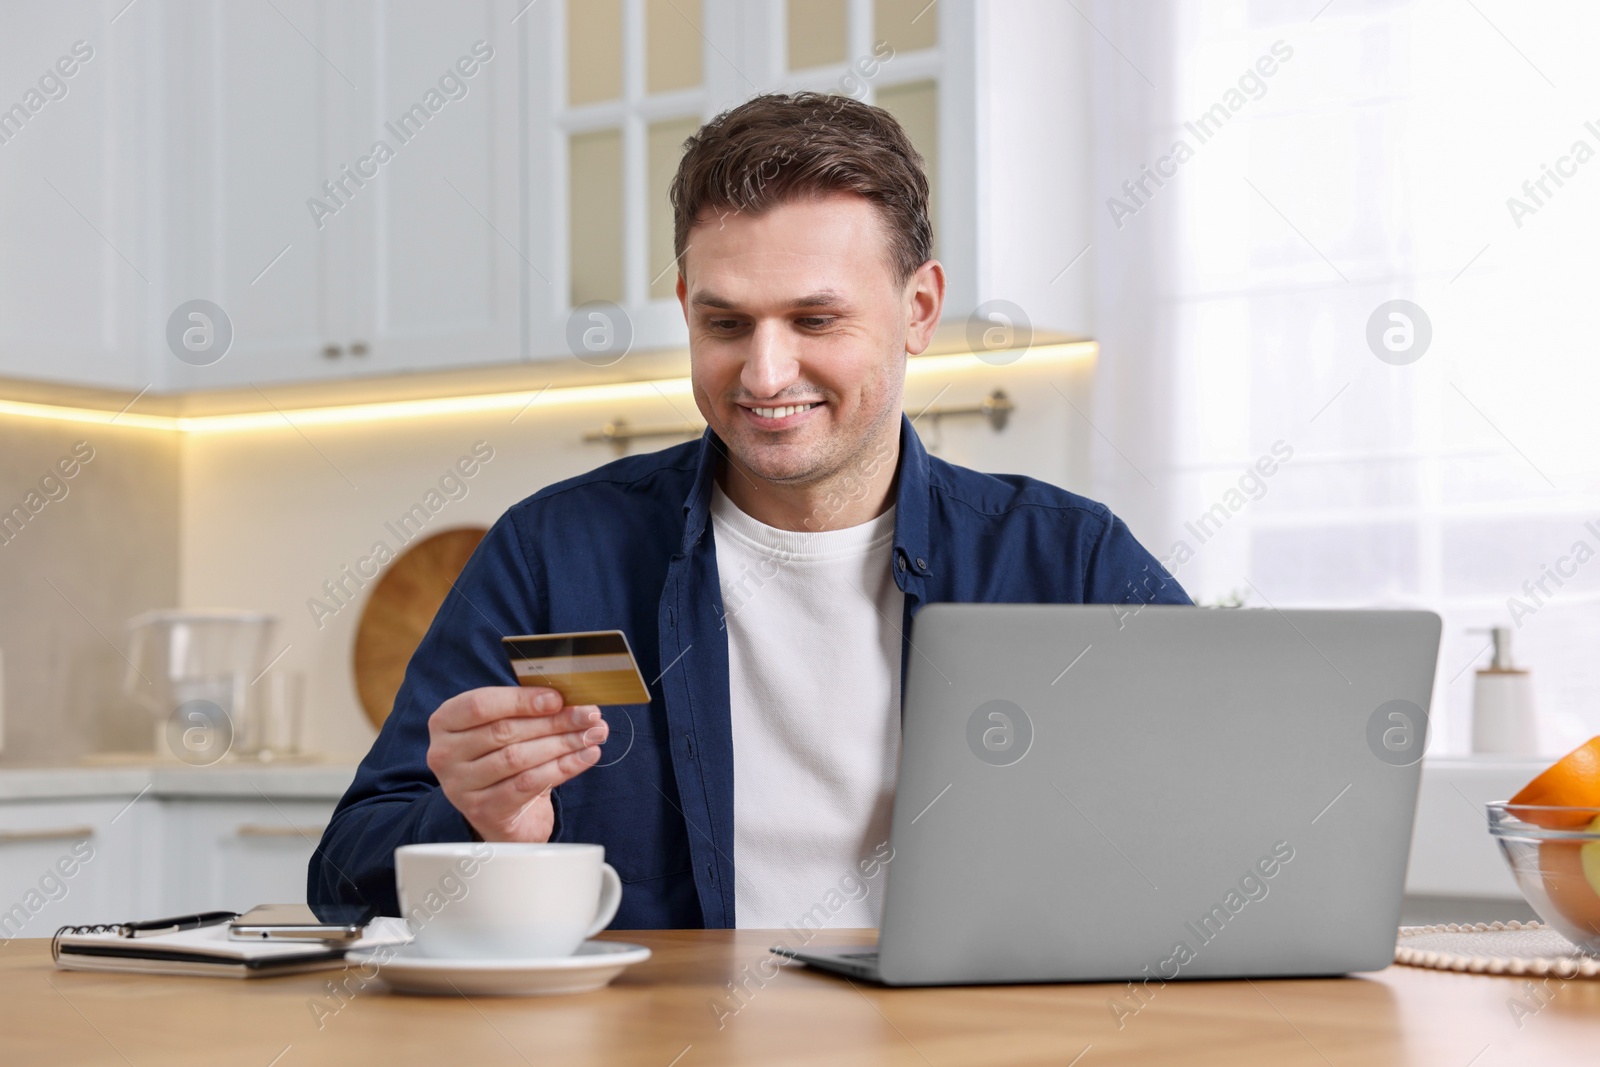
[0,752,1538,810]
[0,755,1547,908]
[0,759,359,801]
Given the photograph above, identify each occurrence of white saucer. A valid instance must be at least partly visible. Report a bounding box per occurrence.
[346,939,652,996]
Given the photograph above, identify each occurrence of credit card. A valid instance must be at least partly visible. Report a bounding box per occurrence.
[501,630,651,707]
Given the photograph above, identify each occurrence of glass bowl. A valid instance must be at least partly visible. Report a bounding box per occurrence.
[1487,802,1600,955]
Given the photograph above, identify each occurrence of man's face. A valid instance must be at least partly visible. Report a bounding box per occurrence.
[678,193,924,488]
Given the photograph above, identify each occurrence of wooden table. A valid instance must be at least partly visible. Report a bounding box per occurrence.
[5,928,1598,1065]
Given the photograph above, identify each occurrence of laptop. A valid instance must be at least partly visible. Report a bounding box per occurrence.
[772,604,1442,986]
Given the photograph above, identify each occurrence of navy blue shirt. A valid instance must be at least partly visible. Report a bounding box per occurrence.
[309,414,1189,928]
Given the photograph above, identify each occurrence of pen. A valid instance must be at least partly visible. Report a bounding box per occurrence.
[119,910,241,938]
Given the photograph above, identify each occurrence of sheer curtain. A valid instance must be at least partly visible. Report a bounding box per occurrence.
[1086,0,1600,756]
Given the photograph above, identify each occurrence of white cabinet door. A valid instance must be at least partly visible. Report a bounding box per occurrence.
[160,0,524,390]
[0,796,151,939]
[155,0,355,392]
[0,7,152,390]
[331,0,525,376]
[160,798,335,915]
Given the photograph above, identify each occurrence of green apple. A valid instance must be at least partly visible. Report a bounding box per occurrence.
[1582,814,1600,896]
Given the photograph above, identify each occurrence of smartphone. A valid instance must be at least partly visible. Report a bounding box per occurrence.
[227,903,377,943]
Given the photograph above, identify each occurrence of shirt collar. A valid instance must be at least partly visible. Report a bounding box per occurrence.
[889,413,932,579]
[680,413,931,578]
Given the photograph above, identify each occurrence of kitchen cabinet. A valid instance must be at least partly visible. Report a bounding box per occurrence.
[152,0,346,392]
[332,1,525,380]
[0,758,1537,936]
[1406,758,1534,900]
[159,797,337,915]
[0,5,153,391]
[0,796,151,939]
[0,764,353,935]
[0,0,1088,392]
[522,0,982,360]
[0,1,524,393]
[158,0,525,390]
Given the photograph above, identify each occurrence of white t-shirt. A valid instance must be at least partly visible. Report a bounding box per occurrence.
[710,480,904,929]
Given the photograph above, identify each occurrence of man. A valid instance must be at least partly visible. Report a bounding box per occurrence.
[310,92,1188,930]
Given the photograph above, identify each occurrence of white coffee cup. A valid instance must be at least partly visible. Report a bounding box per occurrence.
[395,841,622,960]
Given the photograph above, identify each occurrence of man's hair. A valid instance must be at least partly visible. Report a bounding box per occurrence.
[669,92,933,288]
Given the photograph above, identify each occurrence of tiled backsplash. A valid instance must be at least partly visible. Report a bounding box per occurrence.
[0,419,179,764]
[2,354,1091,763]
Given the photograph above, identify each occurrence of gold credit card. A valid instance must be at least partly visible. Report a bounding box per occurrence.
[501,630,651,707]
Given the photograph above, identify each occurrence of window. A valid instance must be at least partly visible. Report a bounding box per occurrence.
[557,0,708,309]
[875,79,938,259]
[1089,0,1600,755]
[647,115,702,300]
[788,0,848,70]
[533,0,962,353]
[781,0,943,259]
[568,128,624,305]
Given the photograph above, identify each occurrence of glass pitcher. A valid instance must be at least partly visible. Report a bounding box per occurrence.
[123,610,277,760]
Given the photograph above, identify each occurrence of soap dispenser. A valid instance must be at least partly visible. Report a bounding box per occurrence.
[1468,626,1538,756]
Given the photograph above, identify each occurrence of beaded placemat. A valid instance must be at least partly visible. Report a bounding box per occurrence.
[1396,922,1600,977]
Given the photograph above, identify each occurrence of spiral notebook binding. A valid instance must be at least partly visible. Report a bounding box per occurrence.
[51,922,133,962]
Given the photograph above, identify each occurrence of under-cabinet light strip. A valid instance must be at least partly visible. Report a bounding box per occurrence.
[0,342,1095,434]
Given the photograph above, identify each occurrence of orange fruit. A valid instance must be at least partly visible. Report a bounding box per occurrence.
[1510,736,1600,830]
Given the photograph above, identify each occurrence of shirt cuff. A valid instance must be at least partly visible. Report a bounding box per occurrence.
[416,784,477,843]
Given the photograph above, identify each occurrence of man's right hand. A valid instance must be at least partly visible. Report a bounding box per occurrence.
[426,686,610,843]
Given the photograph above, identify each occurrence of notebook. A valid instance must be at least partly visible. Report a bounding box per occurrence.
[52,916,414,979]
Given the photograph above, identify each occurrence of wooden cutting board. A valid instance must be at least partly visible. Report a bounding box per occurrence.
[352,526,487,730]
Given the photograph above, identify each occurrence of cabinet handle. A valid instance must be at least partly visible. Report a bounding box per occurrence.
[0,825,95,843]
[349,341,368,356]
[322,344,343,359]
[235,824,326,838]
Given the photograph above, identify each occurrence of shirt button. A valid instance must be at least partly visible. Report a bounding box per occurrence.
[916,557,927,572]
[896,553,907,572]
